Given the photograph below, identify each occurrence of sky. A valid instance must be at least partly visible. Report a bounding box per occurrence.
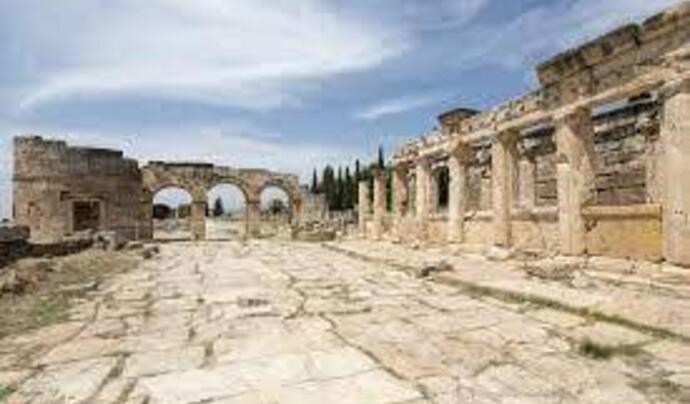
[0,0,682,217]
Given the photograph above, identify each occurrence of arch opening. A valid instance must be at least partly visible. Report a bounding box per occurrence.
[259,186,292,238]
[152,187,193,241]
[206,183,247,240]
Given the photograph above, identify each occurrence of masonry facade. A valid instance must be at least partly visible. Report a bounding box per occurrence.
[358,2,690,267]
[13,136,302,244]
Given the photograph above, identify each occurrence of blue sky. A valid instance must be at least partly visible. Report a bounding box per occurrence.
[0,0,681,217]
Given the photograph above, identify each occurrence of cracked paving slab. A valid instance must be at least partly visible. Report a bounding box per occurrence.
[2,240,690,403]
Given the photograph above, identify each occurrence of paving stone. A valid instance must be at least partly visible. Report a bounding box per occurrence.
[138,366,254,404]
[11,357,118,403]
[123,345,205,378]
[37,337,121,366]
[5,240,689,404]
[565,322,652,347]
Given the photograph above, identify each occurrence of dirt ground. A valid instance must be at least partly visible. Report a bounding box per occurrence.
[0,249,141,339]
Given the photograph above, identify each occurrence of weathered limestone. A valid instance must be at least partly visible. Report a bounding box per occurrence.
[415,159,431,232]
[378,3,690,264]
[190,200,207,241]
[518,157,537,210]
[428,167,440,214]
[447,145,468,243]
[13,136,143,244]
[555,108,596,256]
[12,136,304,243]
[661,78,690,266]
[9,238,690,403]
[245,199,262,238]
[372,170,386,240]
[491,132,518,248]
[392,166,408,238]
[358,180,370,237]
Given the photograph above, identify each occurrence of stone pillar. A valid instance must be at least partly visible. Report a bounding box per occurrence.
[428,169,439,214]
[448,149,468,243]
[415,158,431,232]
[392,165,408,237]
[372,170,386,240]
[245,199,261,238]
[518,157,537,210]
[358,180,370,238]
[661,79,690,266]
[555,107,596,256]
[492,131,518,247]
[139,193,154,240]
[190,200,207,241]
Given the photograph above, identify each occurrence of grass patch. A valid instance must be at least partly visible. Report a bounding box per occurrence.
[323,244,690,344]
[0,250,139,338]
[577,339,643,360]
[0,384,13,402]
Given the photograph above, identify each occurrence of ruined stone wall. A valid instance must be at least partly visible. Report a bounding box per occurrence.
[592,100,661,205]
[13,136,143,244]
[466,140,492,212]
[379,2,690,264]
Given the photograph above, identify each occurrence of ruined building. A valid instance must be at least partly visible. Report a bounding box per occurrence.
[13,136,302,244]
[359,2,690,267]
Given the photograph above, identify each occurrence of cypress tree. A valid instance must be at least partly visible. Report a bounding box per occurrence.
[311,168,318,193]
[336,166,344,211]
[344,166,353,209]
[377,145,385,169]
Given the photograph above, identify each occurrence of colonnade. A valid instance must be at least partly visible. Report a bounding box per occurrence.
[358,79,690,266]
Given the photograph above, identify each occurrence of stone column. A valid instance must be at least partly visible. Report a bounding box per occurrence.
[518,157,537,210]
[492,131,518,247]
[555,107,596,256]
[415,158,431,233]
[139,193,154,240]
[372,169,386,240]
[190,200,207,241]
[428,169,439,214]
[661,79,690,266]
[448,147,468,243]
[245,199,261,238]
[392,165,408,237]
[358,180,370,238]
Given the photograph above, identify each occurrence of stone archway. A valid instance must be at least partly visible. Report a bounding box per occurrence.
[140,162,302,241]
[206,182,248,240]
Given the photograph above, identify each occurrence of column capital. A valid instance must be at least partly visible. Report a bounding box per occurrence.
[447,138,471,160]
[391,161,409,173]
[493,129,520,147]
[416,155,431,166]
[553,105,592,123]
[371,166,386,178]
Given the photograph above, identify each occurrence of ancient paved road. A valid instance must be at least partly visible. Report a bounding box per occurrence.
[3,241,690,403]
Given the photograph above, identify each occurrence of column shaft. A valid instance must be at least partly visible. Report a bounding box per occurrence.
[393,167,408,217]
[245,199,261,238]
[518,158,537,210]
[662,80,690,266]
[373,171,386,240]
[555,107,596,255]
[190,200,207,241]
[492,134,518,247]
[358,181,370,238]
[415,159,431,233]
[448,153,468,243]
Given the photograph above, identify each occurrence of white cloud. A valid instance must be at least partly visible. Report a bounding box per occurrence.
[16,0,409,111]
[354,93,447,121]
[448,0,681,76]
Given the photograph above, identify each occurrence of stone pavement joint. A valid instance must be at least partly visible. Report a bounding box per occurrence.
[2,240,690,403]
